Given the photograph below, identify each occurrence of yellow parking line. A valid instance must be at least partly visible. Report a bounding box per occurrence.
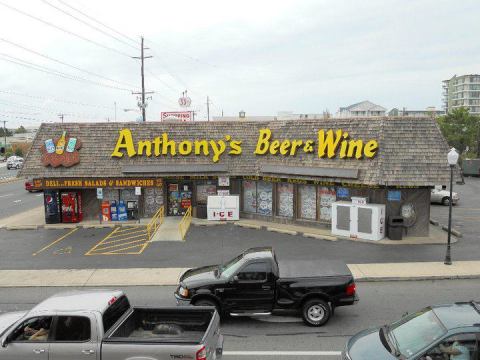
[85,227,120,256]
[33,228,79,256]
[92,238,148,252]
[113,226,145,234]
[105,243,146,254]
[110,229,147,239]
[101,232,147,245]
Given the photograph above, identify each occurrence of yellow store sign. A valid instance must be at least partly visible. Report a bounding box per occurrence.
[111,128,378,163]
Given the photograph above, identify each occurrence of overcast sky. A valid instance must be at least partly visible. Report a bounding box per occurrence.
[0,0,478,127]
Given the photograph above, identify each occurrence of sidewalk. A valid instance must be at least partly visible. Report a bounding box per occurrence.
[232,219,457,245]
[1,206,459,245]
[0,206,150,230]
[0,261,478,287]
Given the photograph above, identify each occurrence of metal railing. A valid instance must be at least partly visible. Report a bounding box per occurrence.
[178,206,192,240]
[147,206,164,240]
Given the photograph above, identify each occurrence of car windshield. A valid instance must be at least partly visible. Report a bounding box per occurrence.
[388,308,446,358]
[219,254,244,279]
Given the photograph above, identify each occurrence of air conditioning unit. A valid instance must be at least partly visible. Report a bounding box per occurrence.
[332,201,385,241]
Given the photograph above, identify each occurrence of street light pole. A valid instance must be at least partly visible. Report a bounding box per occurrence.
[444,164,454,265]
[444,147,459,265]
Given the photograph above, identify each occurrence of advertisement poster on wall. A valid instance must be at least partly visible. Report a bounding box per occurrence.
[319,187,336,221]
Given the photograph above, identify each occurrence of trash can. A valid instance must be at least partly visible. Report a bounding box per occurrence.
[388,216,404,240]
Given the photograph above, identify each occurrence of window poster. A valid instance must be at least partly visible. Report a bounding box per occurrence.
[299,185,317,219]
[319,186,336,221]
[197,184,217,204]
[243,180,257,213]
[277,183,294,218]
[257,181,273,216]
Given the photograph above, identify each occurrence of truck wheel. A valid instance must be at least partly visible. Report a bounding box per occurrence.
[194,299,221,316]
[302,299,330,326]
[442,197,450,206]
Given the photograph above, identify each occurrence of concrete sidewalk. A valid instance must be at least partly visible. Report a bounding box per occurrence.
[0,261,479,287]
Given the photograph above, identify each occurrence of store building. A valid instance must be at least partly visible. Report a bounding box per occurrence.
[20,117,455,236]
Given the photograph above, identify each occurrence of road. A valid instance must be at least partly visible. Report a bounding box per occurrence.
[0,162,18,181]
[0,179,43,219]
[0,279,479,359]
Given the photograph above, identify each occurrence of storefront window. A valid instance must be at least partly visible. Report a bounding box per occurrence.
[256,181,273,216]
[318,186,336,221]
[277,183,294,218]
[243,180,257,213]
[298,185,316,220]
[196,183,217,204]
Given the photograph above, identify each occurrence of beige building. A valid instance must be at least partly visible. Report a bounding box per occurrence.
[443,74,480,115]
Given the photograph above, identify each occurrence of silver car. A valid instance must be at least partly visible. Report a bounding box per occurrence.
[430,185,459,206]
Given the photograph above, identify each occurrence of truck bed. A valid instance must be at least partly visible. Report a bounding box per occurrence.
[279,260,352,279]
[104,307,215,344]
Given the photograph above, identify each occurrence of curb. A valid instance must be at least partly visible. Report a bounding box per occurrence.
[356,274,480,282]
[5,225,39,230]
[266,227,297,236]
[429,218,440,226]
[441,225,463,238]
[234,222,263,230]
[302,232,338,241]
[3,223,146,230]
[0,177,22,185]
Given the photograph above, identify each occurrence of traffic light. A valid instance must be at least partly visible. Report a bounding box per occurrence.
[0,147,5,154]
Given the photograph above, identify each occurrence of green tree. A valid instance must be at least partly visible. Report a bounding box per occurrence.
[15,125,27,134]
[0,127,13,137]
[14,148,24,157]
[437,107,480,156]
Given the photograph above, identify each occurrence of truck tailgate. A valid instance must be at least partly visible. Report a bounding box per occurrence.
[102,307,222,360]
[279,260,352,279]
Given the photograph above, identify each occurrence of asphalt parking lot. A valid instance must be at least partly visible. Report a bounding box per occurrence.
[0,178,478,270]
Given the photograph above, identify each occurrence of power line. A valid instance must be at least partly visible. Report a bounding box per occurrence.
[41,0,139,51]
[0,98,106,120]
[0,0,133,58]
[0,37,139,90]
[56,0,139,46]
[0,113,46,123]
[0,90,113,110]
[0,53,133,92]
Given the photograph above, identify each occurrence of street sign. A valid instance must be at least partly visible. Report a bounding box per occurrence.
[161,111,193,121]
[178,96,192,107]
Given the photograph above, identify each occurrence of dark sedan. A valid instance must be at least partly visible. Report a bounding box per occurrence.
[343,301,480,360]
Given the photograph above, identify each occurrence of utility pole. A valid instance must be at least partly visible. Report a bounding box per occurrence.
[206,96,210,122]
[132,36,153,122]
[58,114,64,123]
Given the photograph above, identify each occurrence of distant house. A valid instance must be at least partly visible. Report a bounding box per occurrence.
[388,107,445,117]
[336,101,386,118]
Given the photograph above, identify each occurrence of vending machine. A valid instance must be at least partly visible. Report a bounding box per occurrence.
[44,190,61,224]
[60,192,83,223]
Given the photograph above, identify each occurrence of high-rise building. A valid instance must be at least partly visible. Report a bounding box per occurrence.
[443,74,480,115]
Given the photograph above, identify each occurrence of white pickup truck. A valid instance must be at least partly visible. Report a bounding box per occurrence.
[0,289,223,360]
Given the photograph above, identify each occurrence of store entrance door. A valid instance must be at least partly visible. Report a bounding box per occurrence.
[167,181,192,216]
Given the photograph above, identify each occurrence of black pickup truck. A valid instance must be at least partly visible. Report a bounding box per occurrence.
[175,247,358,326]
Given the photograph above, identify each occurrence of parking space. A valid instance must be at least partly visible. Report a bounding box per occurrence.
[85,226,150,255]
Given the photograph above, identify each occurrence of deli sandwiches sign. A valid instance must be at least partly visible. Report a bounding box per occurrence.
[111,128,379,163]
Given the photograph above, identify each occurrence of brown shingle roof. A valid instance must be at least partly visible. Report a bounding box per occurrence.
[20,117,455,186]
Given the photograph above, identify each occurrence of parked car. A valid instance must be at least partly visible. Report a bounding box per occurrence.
[342,301,480,360]
[0,289,223,360]
[175,247,358,326]
[6,156,23,170]
[431,185,459,206]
